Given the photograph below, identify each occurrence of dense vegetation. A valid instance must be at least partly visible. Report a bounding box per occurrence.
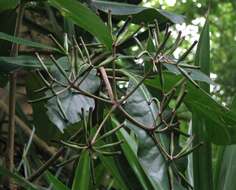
[0,0,236,189]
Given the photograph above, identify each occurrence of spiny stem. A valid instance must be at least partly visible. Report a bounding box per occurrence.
[119,69,152,103]
[91,106,116,145]
[28,129,82,182]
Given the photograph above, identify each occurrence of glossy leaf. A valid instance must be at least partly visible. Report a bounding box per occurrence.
[46,68,100,132]
[92,0,184,24]
[0,32,60,52]
[72,150,90,190]
[111,117,157,190]
[145,72,236,145]
[46,171,70,190]
[49,0,113,50]
[123,73,185,190]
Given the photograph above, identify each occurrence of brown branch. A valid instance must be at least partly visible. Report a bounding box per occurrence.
[99,67,115,101]
[7,2,25,189]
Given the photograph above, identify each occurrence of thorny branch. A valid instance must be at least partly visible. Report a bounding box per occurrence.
[28,13,202,189]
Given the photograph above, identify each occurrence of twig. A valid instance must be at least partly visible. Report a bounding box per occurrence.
[28,129,82,182]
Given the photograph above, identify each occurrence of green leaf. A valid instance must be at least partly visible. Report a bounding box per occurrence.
[0,56,53,73]
[26,73,58,141]
[123,72,185,190]
[46,63,100,131]
[214,100,236,190]
[163,63,214,85]
[49,0,113,50]
[111,117,157,190]
[46,171,70,190]
[214,145,236,190]
[27,57,101,132]
[92,0,184,24]
[0,32,60,52]
[0,166,39,190]
[192,18,213,190]
[72,150,90,190]
[145,72,236,145]
[0,0,19,12]
[99,154,129,190]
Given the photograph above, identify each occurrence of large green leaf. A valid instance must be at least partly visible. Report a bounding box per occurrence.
[0,32,60,52]
[49,0,113,50]
[91,0,184,24]
[111,117,157,190]
[72,150,90,190]
[0,0,19,12]
[123,73,185,190]
[145,72,236,145]
[47,66,100,132]
[192,18,213,190]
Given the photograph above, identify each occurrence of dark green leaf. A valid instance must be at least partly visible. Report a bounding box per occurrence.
[99,154,129,190]
[145,72,236,145]
[49,0,113,50]
[0,0,19,12]
[72,150,90,190]
[0,56,53,73]
[46,171,70,190]
[92,0,184,24]
[0,32,60,52]
[46,69,100,132]
[192,17,213,190]
[111,117,157,190]
[123,72,185,190]
[0,166,39,190]
[26,73,58,141]
[163,63,214,85]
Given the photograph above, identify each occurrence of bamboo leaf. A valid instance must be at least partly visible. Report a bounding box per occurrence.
[0,32,60,52]
[192,18,213,190]
[49,0,113,50]
[46,171,70,190]
[72,150,90,190]
[92,0,184,25]
[111,117,157,190]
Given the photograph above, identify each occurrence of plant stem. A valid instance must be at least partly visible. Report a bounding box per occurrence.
[6,2,24,189]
